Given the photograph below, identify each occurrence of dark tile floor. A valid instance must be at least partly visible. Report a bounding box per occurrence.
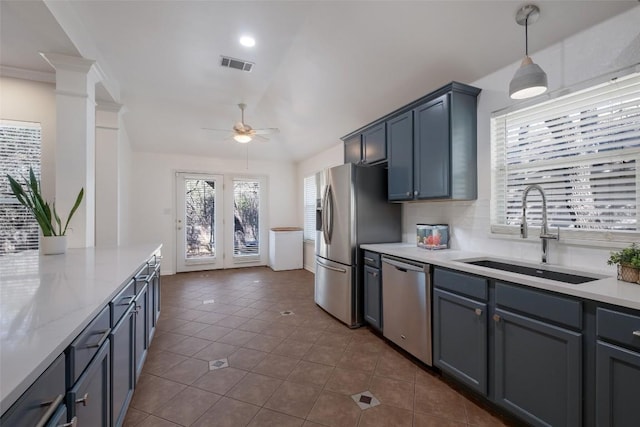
[124,267,514,427]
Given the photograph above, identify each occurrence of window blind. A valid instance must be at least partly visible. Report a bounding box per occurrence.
[491,72,640,242]
[1,121,42,255]
[303,175,317,241]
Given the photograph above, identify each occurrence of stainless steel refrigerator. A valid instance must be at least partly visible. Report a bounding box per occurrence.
[314,163,401,327]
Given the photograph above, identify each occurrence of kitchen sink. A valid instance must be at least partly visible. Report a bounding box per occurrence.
[460,258,604,284]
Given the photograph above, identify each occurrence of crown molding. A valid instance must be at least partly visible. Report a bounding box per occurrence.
[0,65,55,83]
[39,52,95,73]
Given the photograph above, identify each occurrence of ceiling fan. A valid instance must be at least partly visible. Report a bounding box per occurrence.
[203,103,279,143]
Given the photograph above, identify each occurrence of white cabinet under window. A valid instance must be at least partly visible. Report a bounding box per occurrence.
[269,228,303,271]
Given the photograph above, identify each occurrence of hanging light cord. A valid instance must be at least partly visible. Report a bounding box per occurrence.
[525,13,529,56]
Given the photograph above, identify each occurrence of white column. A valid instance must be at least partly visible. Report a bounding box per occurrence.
[41,53,103,248]
[95,102,122,247]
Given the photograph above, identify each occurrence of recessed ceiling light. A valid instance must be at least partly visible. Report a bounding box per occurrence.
[240,36,255,47]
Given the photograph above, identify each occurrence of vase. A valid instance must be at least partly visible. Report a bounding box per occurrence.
[618,264,640,284]
[41,236,67,255]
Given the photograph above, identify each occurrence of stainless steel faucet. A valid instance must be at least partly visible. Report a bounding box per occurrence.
[521,184,559,263]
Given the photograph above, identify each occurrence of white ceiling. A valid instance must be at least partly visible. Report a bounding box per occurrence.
[1,1,637,162]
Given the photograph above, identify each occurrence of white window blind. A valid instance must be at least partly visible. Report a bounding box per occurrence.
[1,121,42,255]
[303,175,317,241]
[491,72,640,243]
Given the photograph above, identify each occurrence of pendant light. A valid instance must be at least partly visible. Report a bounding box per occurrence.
[509,5,548,99]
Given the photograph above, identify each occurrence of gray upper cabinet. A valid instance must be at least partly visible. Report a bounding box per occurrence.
[387,111,413,200]
[344,135,362,165]
[413,94,450,199]
[393,83,480,201]
[343,123,387,165]
[362,123,386,164]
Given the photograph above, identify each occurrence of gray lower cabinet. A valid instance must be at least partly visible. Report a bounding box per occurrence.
[47,404,68,426]
[433,288,487,394]
[595,307,640,427]
[111,305,135,427]
[134,283,149,381]
[0,354,66,427]
[363,265,382,331]
[68,340,110,426]
[493,308,582,427]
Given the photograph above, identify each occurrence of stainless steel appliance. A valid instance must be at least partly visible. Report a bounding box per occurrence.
[381,256,432,365]
[315,163,401,327]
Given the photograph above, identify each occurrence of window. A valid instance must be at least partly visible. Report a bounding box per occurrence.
[1,120,42,255]
[303,174,317,241]
[491,72,640,243]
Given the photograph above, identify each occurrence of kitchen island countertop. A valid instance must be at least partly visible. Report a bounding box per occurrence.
[361,243,640,311]
[0,244,161,414]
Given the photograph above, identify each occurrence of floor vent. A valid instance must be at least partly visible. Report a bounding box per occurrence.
[220,56,254,72]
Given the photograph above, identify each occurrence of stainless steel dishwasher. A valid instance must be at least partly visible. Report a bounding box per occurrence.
[381,256,432,366]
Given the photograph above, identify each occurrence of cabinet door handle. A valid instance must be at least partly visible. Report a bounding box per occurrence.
[475,308,482,316]
[85,329,110,349]
[372,272,378,278]
[118,295,135,306]
[34,394,64,427]
[59,416,78,427]
[414,190,419,196]
[363,257,375,263]
[75,392,89,407]
[405,191,411,197]
[493,314,501,323]
[633,330,640,337]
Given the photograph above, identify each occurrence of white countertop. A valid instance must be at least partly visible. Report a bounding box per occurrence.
[0,244,161,414]
[361,243,640,311]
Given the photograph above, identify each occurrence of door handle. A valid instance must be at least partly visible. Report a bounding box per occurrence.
[75,392,89,407]
[34,394,64,427]
[85,329,110,349]
[633,330,640,337]
[316,261,346,273]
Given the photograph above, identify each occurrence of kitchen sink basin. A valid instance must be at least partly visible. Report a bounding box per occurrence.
[460,259,603,284]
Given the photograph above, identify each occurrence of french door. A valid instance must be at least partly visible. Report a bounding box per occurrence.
[176,173,266,272]
[176,173,224,272]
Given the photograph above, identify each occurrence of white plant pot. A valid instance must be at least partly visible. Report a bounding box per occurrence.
[41,236,67,255]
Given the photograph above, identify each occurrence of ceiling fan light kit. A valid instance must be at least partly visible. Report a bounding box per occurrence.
[234,134,252,143]
[509,4,548,100]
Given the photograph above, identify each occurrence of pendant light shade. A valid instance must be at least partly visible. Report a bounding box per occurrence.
[509,5,548,100]
[509,56,548,99]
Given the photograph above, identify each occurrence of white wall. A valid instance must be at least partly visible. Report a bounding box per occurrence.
[129,151,298,275]
[117,122,132,245]
[295,142,343,271]
[403,7,640,275]
[0,77,56,200]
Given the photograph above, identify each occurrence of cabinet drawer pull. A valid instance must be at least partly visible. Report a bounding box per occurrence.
[406,192,411,197]
[363,257,375,263]
[34,394,64,427]
[400,335,406,340]
[75,392,89,407]
[59,416,78,427]
[633,330,640,337]
[118,296,135,306]
[475,308,482,316]
[493,314,501,323]
[85,329,110,349]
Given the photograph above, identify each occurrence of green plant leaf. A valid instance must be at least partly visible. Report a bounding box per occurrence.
[63,188,84,235]
[52,203,62,235]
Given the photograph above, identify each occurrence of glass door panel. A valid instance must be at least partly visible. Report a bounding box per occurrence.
[232,179,260,259]
[176,173,223,272]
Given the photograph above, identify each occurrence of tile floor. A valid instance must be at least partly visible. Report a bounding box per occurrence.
[124,267,516,427]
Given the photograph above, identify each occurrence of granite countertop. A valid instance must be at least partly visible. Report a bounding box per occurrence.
[0,244,162,414]
[361,243,640,311]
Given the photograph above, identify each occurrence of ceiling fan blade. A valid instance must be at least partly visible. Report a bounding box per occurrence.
[253,128,279,135]
[253,134,270,142]
[202,127,232,133]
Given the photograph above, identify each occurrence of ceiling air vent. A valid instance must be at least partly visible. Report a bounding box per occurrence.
[220,56,254,72]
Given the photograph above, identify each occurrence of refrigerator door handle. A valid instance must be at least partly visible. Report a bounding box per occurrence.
[316,260,347,273]
[323,185,333,244]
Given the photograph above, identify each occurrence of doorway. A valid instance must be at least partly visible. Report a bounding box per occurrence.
[176,173,266,272]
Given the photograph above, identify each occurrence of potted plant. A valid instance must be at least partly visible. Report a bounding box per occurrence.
[6,167,84,255]
[607,243,640,284]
